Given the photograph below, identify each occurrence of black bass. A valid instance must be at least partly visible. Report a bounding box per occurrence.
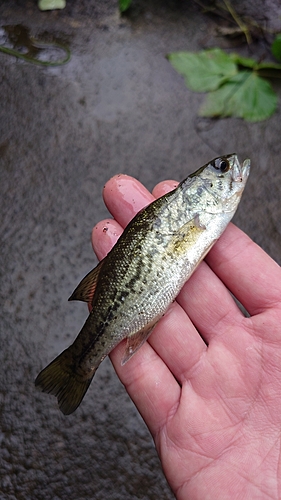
[35,154,250,414]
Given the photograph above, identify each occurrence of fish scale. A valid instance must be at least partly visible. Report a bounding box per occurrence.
[35,153,250,414]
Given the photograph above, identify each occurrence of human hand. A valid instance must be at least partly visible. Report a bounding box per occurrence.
[92,174,281,500]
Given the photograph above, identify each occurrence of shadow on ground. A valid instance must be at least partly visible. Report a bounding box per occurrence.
[0,1,280,499]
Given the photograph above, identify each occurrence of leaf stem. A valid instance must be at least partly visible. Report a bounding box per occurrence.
[222,0,252,45]
[0,39,71,66]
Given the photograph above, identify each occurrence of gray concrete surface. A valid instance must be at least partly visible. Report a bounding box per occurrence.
[0,1,281,499]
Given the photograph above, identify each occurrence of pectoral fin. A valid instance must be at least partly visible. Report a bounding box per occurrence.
[121,319,160,366]
[168,214,206,255]
[68,260,104,303]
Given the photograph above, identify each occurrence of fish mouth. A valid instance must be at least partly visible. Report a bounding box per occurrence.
[232,156,251,184]
[241,159,251,181]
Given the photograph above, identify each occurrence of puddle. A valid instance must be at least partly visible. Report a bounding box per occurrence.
[0,24,70,66]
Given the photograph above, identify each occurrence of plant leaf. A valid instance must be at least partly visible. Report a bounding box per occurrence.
[231,52,281,78]
[256,61,281,70]
[256,66,281,80]
[168,48,237,92]
[200,71,277,122]
[272,34,281,61]
[119,0,132,12]
[230,53,257,69]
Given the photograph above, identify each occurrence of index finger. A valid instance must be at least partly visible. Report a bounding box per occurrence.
[103,174,155,227]
[103,175,179,228]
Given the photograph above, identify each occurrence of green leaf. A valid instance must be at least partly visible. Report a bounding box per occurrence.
[252,58,281,79]
[200,71,277,122]
[256,61,281,71]
[272,34,281,61]
[38,0,66,9]
[229,53,257,69]
[168,48,237,92]
[119,0,131,12]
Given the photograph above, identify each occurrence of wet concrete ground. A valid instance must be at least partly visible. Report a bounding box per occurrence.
[1,1,281,499]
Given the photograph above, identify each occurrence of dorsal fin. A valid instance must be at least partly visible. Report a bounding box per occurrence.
[68,260,104,304]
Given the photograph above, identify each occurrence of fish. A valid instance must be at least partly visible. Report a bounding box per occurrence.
[35,153,250,415]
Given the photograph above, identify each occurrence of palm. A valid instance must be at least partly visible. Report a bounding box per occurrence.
[92,174,281,499]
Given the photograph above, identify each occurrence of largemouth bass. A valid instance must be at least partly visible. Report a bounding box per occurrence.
[35,154,250,414]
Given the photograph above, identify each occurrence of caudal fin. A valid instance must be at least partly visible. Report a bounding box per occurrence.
[35,350,95,415]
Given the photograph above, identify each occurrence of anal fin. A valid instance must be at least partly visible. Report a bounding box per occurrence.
[121,319,159,366]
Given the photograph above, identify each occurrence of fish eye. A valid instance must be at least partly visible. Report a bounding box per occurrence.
[212,158,230,173]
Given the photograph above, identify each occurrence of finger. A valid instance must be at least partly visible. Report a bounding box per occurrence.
[95,177,179,259]
[176,258,244,345]
[148,300,207,383]
[152,180,178,198]
[103,174,154,228]
[109,335,181,438]
[205,224,281,316]
[92,219,123,260]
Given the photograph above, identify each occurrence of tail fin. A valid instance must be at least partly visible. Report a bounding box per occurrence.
[35,350,95,415]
